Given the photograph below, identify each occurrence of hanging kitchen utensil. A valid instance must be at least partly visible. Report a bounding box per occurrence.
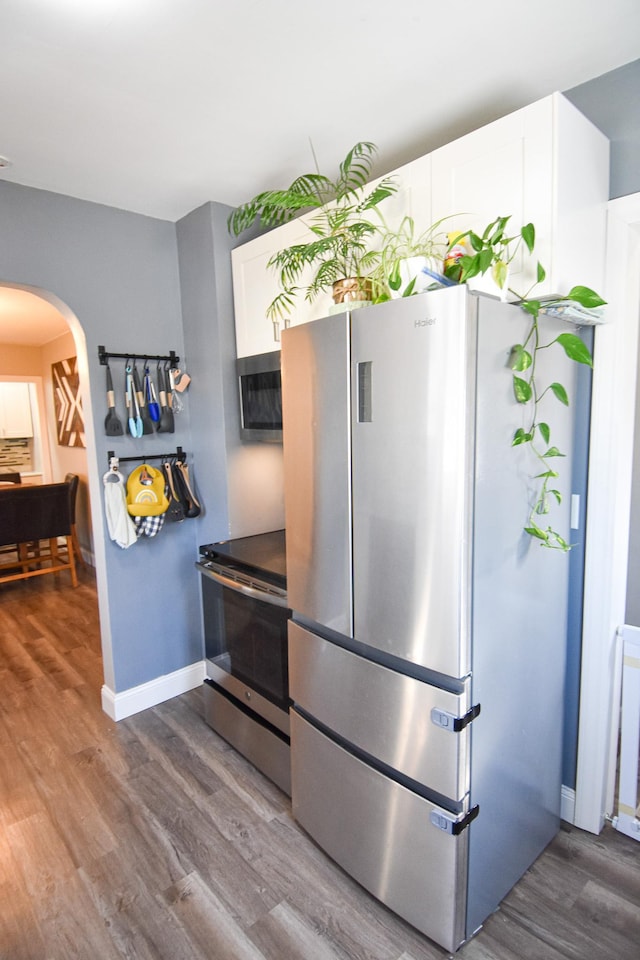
[172,459,201,518]
[144,362,160,422]
[126,364,143,437]
[156,362,175,433]
[132,362,154,434]
[162,460,185,521]
[167,363,184,415]
[104,362,124,436]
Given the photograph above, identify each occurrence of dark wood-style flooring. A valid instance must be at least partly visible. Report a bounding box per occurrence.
[1,568,639,959]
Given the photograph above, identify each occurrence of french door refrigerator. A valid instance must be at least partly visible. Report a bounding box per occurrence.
[281,285,578,952]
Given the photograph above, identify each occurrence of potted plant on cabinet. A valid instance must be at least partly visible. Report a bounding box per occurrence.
[227,141,398,322]
[369,214,453,301]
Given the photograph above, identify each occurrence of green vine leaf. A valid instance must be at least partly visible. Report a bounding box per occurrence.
[536,261,546,284]
[553,532,570,551]
[521,299,541,317]
[550,489,562,504]
[492,259,509,289]
[550,382,569,406]
[524,523,549,542]
[534,469,559,479]
[537,422,550,444]
[513,376,532,403]
[508,344,533,371]
[566,285,607,309]
[543,446,565,458]
[555,332,593,368]
[520,222,535,253]
[512,428,533,446]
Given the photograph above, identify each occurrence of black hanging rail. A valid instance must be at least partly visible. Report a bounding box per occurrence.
[98,346,180,366]
[107,446,186,465]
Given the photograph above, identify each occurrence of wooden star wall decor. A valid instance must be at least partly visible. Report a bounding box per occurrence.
[51,356,85,448]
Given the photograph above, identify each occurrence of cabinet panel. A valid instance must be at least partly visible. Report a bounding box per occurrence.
[430,94,608,299]
[232,216,321,358]
[431,97,554,296]
[0,382,33,437]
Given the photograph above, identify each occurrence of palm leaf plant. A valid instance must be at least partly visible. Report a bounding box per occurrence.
[228,142,398,321]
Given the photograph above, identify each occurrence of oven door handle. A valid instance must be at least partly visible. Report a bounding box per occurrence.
[195,561,289,609]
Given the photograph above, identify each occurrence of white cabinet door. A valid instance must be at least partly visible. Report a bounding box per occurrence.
[232,215,321,358]
[430,94,609,299]
[431,97,554,297]
[0,382,33,437]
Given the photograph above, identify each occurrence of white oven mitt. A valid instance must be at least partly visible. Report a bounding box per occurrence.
[103,467,137,549]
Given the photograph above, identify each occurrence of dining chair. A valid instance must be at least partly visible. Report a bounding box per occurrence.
[64,473,84,566]
[0,482,78,586]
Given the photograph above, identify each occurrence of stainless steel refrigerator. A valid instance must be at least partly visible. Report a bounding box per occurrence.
[281,286,577,952]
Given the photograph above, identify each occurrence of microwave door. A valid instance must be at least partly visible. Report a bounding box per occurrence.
[237,351,283,442]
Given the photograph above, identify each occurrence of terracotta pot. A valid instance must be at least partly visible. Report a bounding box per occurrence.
[332,277,372,304]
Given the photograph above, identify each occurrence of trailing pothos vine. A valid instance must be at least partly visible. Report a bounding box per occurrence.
[446,217,606,550]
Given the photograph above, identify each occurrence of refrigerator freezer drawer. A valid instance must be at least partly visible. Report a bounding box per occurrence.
[291,710,468,953]
[289,621,471,802]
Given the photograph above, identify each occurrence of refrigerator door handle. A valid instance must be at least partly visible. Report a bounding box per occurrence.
[195,561,289,609]
[356,360,373,422]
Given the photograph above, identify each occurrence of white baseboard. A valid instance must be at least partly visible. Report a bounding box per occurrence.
[561,784,576,824]
[101,660,206,722]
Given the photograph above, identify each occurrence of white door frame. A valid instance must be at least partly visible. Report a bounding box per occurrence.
[574,192,640,833]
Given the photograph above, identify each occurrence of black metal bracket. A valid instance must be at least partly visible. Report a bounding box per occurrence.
[452,703,481,733]
[430,804,480,836]
[107,446,186,465]
[451,804,480,835]
[98,346,180,366]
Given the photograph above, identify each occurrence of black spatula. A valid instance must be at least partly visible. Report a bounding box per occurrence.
[104,363,124,436]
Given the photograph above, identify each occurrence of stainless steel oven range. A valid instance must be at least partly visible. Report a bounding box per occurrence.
[196,530,291,794]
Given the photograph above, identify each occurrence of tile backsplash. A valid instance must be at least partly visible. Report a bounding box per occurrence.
[0,438,33,471]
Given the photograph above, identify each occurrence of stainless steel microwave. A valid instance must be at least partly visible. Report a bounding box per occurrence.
[236,351,282,442]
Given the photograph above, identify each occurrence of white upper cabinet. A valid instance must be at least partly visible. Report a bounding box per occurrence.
[430,93,609,299]
[0,382,33,438]
[231,94,609,358]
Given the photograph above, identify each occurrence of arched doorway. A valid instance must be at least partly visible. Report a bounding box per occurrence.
[0,281,111,689]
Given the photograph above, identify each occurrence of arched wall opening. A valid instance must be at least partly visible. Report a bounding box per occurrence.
[0,280,115,689]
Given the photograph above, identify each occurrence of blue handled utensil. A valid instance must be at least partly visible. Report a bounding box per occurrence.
[145,363,160,422]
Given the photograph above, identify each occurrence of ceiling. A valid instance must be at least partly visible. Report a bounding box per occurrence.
[0,0,639,225]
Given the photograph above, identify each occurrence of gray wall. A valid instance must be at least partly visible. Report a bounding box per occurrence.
[565,58,640,199]
[0,180,203,692]
[176,201,285,542]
